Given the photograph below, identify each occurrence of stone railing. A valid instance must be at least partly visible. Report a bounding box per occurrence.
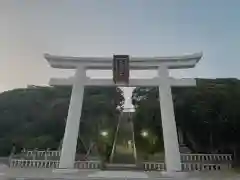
[10,159,59,168]
[14,149,100,161]
[181,162,231,171]
[10,152,232,172]
[10,159,101,169]
[143,154,232,172]
[143,162,166,171]
[143,162,231,172]
[181,154,232,162]
[131,121,137,161]
[109,115,121,163]
[22,150,61,157]
[74,161,101,169]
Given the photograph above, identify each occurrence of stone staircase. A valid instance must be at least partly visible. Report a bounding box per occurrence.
[107,111,137,170]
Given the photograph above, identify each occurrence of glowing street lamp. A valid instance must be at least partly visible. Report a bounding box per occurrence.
[100,131,108,137]
[141,130,148,137]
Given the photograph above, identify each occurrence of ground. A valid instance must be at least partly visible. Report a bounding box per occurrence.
[0,167,240,180]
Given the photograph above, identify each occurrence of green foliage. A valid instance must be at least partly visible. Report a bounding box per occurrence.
[132,78,240,159]
[0,86,124,156]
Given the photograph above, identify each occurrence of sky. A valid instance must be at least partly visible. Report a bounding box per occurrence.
[0,0,240,108]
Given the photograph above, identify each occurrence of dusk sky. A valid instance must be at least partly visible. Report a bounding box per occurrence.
[1,0,240,107]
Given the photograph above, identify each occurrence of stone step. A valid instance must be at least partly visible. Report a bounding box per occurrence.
[105,163,141,171]
[179,144,191,153]
[112,153,136,164]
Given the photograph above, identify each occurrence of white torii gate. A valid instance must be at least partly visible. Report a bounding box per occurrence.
[45,52,202,172]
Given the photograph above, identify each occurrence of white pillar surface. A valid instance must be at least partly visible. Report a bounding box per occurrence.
[59,67,85,169]
[158,66,181,172]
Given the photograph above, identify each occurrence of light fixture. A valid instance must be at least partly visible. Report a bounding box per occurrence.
[100,131,108,137]
[141,130,148,137]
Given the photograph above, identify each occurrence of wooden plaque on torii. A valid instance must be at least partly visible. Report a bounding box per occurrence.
[113,55,130,84]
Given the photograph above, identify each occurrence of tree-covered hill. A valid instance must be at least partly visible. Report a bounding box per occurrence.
[0,86,124,156]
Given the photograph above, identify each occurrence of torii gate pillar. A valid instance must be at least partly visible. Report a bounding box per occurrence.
[158,66,181,171]
[58,68,85,169]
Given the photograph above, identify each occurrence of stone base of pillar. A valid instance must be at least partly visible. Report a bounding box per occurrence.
[52,168,79,174]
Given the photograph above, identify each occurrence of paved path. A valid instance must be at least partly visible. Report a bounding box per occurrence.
[0,167,240,180]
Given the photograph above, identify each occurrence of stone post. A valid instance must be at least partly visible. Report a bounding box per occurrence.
[158,66,181,172]
[59,67,85,169]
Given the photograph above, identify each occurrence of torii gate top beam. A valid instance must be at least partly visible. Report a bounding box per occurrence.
[45,52,202,70]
